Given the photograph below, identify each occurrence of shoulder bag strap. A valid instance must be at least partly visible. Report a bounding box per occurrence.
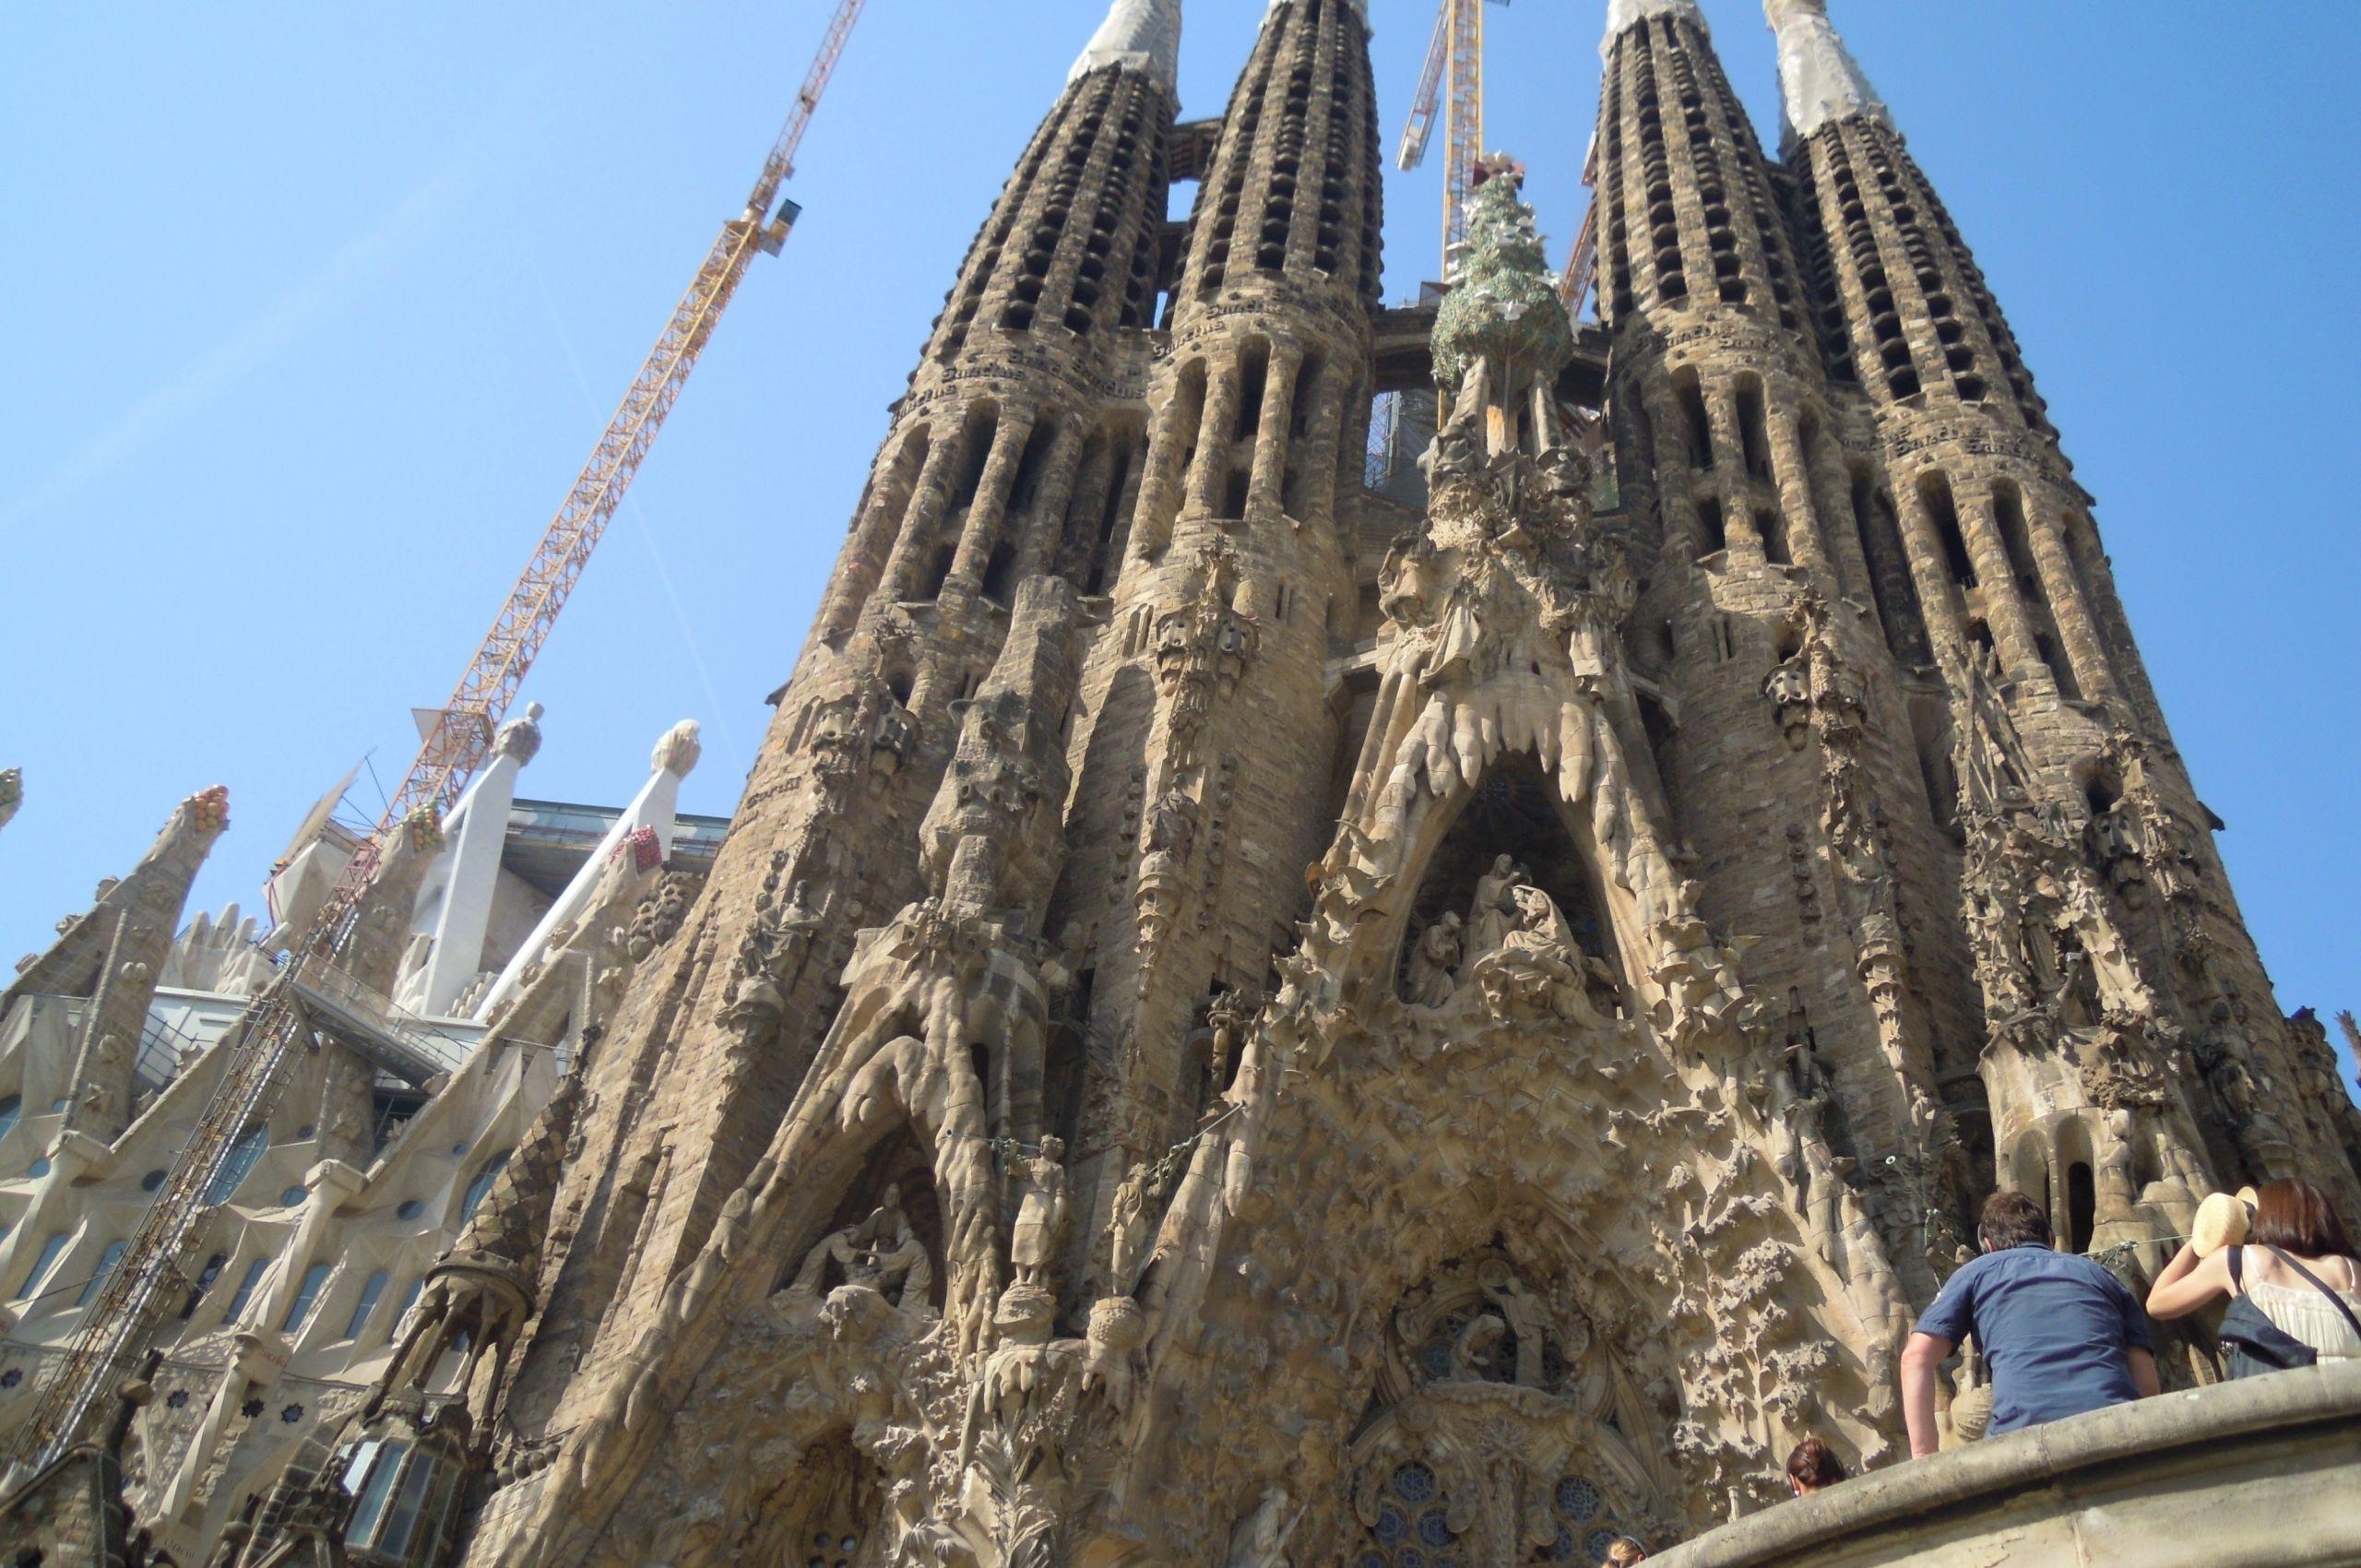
[2263,1246,2361,1343]
[2226,1245,2244,1294]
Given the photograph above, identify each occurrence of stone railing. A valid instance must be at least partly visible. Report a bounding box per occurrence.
[1653,1360,2361,1568]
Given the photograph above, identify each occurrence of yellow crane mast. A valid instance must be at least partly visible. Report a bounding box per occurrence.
[1396,0,1509,279]
[3,0,869,1477]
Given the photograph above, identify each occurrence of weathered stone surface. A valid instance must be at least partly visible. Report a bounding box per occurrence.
[5,4,2356,1567]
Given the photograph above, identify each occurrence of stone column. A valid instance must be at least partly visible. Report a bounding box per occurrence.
[1014,420,1092,582]
[1246,344,1304,523]
[1957,481,2044,673]
[1767,407,1835,577]
[1643,383,1706,562]
[875,434,969,603]
[1296,361,1353,535]
[2023,485,2118,704]
[1892,482,1971,667]
[948,410,1041,592]
[1703,382,1762,561]
[1053,431,1119,584]
[1189,359,1247,516]
[1127,383,1198,564]
[819,431,930,639]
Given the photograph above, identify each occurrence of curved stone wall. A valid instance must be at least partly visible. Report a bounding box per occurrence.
[1652,1360,2361,1568]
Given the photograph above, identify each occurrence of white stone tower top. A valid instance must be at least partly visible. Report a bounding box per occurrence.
[1072,0,1183,90]
[1602,0,1705,58]
[1765,0,1891,139]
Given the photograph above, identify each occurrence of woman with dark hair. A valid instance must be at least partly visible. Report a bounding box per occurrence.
[2149,1178,2361,1367]
[1784,1436,1847,1497]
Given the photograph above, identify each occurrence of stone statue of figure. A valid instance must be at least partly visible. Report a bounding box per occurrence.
[1479,1259,1550,1387]
[1010,1135,1071,1291]
[1226,1486,1300,1568]
[1466,855,1525,960]
[1501,884,1578,964]
[1107,1161,1156,1294]
[789,1184,911,1297]
[1406,912,1463,1006]
[864,1213,934,1312]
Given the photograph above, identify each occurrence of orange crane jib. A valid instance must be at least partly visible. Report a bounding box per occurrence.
[3,0,870,1479]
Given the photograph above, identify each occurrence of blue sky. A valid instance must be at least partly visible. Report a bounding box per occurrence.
[3,3,2354,1081]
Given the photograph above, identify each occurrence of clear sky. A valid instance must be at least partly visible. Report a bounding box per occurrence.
[3,3,2354,1081]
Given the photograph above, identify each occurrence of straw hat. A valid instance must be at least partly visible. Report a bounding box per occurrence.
[2191,1186,2262,1256]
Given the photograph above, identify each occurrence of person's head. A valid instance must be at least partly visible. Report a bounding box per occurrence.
[1601,1538,1647,1566]
[2250,1178,2356,1258]
[1786,1436,1847,1496]
[1977,1190,2052,1253]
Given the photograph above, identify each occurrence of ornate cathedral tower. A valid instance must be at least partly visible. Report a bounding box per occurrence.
[174,6,2360,1568]
[1760,0,2361,1270]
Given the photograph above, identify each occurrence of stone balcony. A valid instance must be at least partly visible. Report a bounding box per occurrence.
[1654,1360,2361,1568]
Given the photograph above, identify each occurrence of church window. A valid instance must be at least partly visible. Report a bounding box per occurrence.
[345,1269,391,1340]
[224,1256,272,1324]
[0,1095,19,1146]
[77,1240,126,1306]
[1736,377,1771,478]
[281,1262,333,1333]
[393,1277,423,1337]
[206,1122,269,1204]
[2067,1161,2097,1255]
[1918,470,1975,590]
[15,1231,69,1301]
[462,1151,512,1221]
[1695,498,1726,557]
[1673,370,1713,470]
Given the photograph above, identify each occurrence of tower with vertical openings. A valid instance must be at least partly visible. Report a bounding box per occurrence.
[24,5,2353,1567]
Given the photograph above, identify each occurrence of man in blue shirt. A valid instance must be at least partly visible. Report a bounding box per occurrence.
[1903,1191,2159,1457]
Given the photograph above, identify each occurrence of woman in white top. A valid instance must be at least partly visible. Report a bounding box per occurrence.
[2149,1178,2361,1362]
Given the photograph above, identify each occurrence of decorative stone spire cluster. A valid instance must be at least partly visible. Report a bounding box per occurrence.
[1071,0,1182,89]
[1765,0,1890,141]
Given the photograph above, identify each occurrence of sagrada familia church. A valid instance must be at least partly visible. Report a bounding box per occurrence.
[5,2,2359,1564]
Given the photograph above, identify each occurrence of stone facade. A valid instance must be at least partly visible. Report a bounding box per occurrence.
[5,3,2359,1566]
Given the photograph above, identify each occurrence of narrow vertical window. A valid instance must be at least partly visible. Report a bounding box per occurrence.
[15,1232,70,1301]
[223,1256,272,1323]
[345,1268,391,1340]
[282,1261,333,1332]
[77,1240,127,1306]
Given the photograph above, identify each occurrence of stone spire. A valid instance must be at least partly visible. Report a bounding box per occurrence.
[1071,0,1181,90]
[1602,0,1704,57]
[1765,0,1889,142]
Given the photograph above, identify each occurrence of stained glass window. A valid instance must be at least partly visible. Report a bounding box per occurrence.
[1362,1460,1462,1568]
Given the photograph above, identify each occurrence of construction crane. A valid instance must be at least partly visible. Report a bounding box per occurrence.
[1396,0,1509,279]
[1558,135,1600,316]
[1,0,869,1479]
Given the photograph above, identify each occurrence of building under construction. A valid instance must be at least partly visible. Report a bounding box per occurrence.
[6,3,2361,1566]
